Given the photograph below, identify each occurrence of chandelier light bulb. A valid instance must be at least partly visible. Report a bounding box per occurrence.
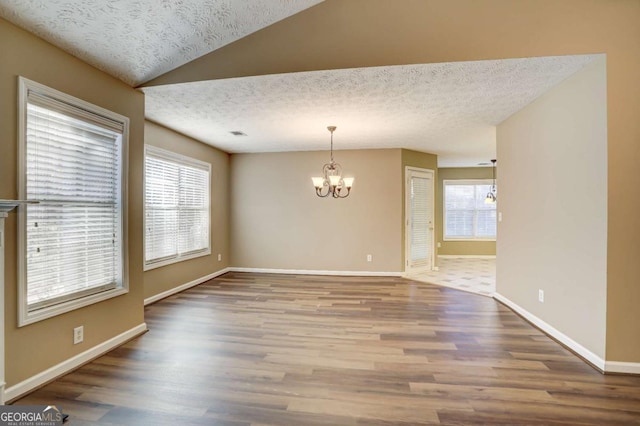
[311,177,325,189]
[342,177,354,188]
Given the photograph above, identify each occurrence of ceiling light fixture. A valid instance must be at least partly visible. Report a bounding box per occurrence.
[485,159,497,204]
[311,126,354,198]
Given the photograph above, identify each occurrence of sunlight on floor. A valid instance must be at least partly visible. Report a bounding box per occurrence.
[409,257,496,297]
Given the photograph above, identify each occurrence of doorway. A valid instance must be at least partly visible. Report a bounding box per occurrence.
[405,167,435,275]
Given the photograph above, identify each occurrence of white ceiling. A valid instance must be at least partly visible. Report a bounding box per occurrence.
[143,55,596,166]
[0,0,323,86]
[0,1,597,166]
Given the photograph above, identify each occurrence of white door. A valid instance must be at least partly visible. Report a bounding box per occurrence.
[405,168,435,275]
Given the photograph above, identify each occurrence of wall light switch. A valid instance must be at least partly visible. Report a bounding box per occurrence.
[498,212,503,222]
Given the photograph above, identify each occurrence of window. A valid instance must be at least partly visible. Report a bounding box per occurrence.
[443,180,496,240]
[144,146,210,269]
[18,77,128,326]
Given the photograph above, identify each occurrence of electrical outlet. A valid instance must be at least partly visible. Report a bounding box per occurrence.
[437,242,441,248]
[73,326,84,344]
[498,212,503,222]
[367,254,372,262]
[217,253,222,261]
[538,289,544,303]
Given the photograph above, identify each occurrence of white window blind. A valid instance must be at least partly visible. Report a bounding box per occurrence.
[410,175,431,263]
[444,180,496,240]
[144,146,210,268]
[18,77,127,324]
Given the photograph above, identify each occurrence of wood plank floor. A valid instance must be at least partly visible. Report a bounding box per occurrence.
[14,272,640,425]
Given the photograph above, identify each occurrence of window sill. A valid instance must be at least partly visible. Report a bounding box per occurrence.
[144,248,211,271]
[443,238,496,242]
[19,286,129,327]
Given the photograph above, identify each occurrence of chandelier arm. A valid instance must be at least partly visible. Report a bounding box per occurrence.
[316,185,331,197]
[334,187,351,198]
[322,162,332,177]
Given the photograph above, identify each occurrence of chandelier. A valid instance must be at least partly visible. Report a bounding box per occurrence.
[311,126,354,198]
[485,159,497,204]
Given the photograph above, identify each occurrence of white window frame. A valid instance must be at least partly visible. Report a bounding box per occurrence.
[443,179,497,242]
[143,145,211,270]
[17,77,129,326]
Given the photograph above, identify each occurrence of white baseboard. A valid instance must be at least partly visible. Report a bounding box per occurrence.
[144,267,231,306]
[4,323,147,403]
[230,267,402,277]
[438,255,496,259]
[495,294,640,374]
[493,292,606,372]
[605,361,640,374]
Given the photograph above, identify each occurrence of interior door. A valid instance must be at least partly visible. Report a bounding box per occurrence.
[405,168,435,275]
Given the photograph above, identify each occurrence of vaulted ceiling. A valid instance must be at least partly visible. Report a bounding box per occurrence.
[0,0,323,86]
[0,1,595,166]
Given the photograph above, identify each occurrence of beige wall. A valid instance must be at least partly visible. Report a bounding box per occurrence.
[436,167,497,256]
[231,149,403,272]
[143,121,230,300]
[1,18,145,386]
[497,57,608,358]
[148,0,640,363]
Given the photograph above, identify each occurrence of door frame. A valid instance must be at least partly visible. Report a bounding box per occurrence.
[404,166,436,275]
[404,167,436,275]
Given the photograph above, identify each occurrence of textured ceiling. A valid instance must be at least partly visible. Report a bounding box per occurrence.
[0,0,324,86]
[0,2,598,166]
[143,55,597,167]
